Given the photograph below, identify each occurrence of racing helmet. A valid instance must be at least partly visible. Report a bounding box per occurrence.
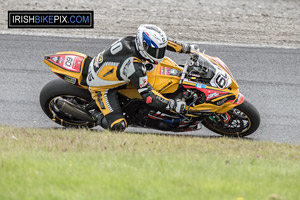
[135,24,167,64]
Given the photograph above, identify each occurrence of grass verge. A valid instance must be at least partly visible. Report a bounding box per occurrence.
[0,126,299,200]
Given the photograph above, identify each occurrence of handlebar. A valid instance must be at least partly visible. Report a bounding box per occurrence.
[179,51,201,85]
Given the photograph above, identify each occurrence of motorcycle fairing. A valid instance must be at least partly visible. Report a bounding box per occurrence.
[147,57,182,94]
[145,55,244,114]
[44,51,89,89]
[178,53,244,113]
[204,54,238,90]
[43,52,244,114]
[148,111,182,127]
[182,80,243,114]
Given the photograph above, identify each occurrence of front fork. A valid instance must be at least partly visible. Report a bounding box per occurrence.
[209,113,230,125]
[220,112,231,123]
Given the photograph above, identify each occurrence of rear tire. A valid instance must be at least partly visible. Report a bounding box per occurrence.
[202,100,260,137]
[40,78,96,128]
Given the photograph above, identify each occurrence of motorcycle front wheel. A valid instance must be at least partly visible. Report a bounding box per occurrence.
[202,100,260,137]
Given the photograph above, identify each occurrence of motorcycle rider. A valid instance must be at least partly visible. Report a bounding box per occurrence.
[87,24,199,131]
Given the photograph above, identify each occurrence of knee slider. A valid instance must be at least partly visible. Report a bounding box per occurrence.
[110,119,127,132]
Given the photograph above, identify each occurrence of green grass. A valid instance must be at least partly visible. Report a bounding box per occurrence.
[0,126,299,200]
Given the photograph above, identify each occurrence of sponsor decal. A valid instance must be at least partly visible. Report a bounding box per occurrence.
[207,92,219,100]
[120,58,135,81]
[50,56,59,63]
[196,83,206,89]
[59,57,64,64]
[156,96,168,104]
[216,97,228,106]
[122,59,131,77]
[97,51,104,64]
[211,95,235,105]
[200,110,211,112]
[64,76,76,84]
[87,71,94,82]
[98,55,103,63]
[139,76,148,88]
[93,51,104,73]
[160,66,179,76]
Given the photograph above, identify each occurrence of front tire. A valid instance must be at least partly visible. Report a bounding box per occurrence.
[202,100,260,137]
[40,78,96,128]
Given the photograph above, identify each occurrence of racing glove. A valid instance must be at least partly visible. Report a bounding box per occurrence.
[167,99,186,113]
[188,44,200,54]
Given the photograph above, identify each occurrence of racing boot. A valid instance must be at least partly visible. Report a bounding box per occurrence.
[91,111,126,131]
[91,110,109,130]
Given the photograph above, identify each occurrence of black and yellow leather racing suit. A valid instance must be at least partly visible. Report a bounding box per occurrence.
[87,36,192,131]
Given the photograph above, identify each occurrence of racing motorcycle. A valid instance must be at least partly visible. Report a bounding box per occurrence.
[40,51,260,137]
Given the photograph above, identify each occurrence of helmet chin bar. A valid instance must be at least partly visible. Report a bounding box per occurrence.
[140,46,164,64]
[144,51,164,64]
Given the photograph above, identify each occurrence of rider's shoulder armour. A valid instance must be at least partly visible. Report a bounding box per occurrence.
[105,36,140,59]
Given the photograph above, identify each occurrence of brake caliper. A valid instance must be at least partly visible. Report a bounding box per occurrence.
[220,112,231,123]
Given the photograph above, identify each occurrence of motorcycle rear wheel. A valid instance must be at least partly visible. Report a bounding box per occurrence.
[202,100,260,137]
[40,78,96,128]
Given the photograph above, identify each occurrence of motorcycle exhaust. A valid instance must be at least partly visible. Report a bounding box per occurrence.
[54,97,94,123]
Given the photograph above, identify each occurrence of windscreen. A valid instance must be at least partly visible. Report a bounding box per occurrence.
[195,54,216,79]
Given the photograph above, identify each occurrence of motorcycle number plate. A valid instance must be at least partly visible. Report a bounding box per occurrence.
[63,55,76,70]
[48,54,84,73]
[210,70,232,89]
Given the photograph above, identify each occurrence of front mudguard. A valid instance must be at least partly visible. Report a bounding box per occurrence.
[215,93,245,114]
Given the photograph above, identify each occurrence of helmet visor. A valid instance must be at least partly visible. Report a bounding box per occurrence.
[144,43,166,59]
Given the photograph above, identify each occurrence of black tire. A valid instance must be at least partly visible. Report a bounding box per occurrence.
[40,78,95,128]
[202,100,260,137]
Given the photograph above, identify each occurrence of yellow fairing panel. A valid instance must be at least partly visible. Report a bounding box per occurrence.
[183,81,241,113]
[43,51,88,89]
[117,83,142,99]
[147,57,182,94]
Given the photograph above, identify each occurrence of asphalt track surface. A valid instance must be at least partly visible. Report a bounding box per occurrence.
[0,34,299,144]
